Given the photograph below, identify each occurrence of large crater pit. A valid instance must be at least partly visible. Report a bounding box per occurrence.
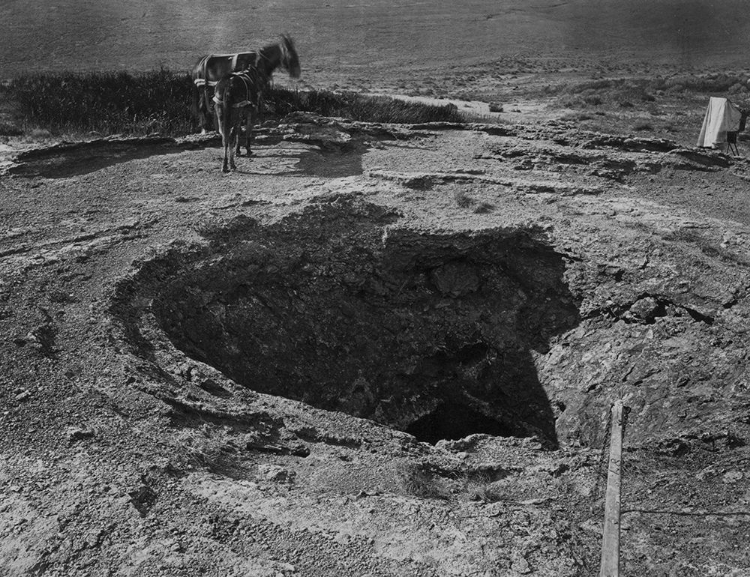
[124,199,581,445]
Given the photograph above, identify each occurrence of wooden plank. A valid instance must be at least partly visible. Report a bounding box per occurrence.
[600,400,625,577]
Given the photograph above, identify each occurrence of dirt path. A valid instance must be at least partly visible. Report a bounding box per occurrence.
[1,114,749,576]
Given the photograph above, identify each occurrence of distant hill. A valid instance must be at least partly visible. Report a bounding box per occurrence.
[2,0,748,79]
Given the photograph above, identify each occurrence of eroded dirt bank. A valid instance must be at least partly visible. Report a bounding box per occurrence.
[1,114,749,576]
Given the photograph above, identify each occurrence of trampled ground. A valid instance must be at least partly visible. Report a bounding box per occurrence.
[1,1,750,576]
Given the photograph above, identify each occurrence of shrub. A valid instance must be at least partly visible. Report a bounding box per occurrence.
[397,463,452,500]
[454,190,475,208]
[557,96,586,109]
[173,426,241,477]
[560,111,595,122]
[583,95,603,106]
[555,73,750,110]
[662,73,746,94]
[0,121,23,136]
[474,201,494,214]
[268,87,464,124]
[5,69,194,136]
[3,70,465,138]
[463,472,504,503]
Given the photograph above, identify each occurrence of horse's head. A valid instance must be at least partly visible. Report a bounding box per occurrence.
[280,34,301,79]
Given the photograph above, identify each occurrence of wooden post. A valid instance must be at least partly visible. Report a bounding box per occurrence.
[600,400,625,577]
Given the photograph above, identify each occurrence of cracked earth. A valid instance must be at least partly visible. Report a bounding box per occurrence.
[1,110,749,576]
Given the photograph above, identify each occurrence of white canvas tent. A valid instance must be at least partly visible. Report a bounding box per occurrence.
[697,97,744,152]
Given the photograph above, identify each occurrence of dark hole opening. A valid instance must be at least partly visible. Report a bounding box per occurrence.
[123,202,582,448]
[405,403,515,445]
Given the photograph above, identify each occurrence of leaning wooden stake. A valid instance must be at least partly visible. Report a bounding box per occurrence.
[600,400,626,577]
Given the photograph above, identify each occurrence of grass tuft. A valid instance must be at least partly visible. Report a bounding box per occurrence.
[0,121,23,136]
[454,190,475,208]
[398,463,452,500]
[632,121,654,132]
[463,472,504,503]
[474,201,495,214]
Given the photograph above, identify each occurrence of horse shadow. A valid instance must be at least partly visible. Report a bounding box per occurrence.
[223,142,366,179]
[8,122,388,180]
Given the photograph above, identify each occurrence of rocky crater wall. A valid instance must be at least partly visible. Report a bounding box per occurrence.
[117,199,581,446]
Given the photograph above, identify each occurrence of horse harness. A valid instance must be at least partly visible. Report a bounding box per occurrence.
[194,53,251,88]
[213,71,260,109]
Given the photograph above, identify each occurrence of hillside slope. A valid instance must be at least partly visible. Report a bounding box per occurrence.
[2,0,749,81]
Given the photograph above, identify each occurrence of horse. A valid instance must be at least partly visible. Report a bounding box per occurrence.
[191,52,257,133]
[213,68,263,173]
[191,34,301,135]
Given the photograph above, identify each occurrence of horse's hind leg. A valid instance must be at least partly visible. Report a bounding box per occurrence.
[217,106,231,172]
[211,94,221,133]
[235,110,244,156]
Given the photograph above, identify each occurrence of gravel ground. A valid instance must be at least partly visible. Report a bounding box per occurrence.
[0,103,749,576]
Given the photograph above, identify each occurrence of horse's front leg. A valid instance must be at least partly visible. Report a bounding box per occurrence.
[222,136,231,173]
[244,106,254,156]
[217,106,230,172]
[222,131,231,173]
[210,91,220,133]
[257,94,264,127]
[229,124,238,171]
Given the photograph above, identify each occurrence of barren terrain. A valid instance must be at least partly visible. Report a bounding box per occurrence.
[2,1,750,576]
[1,107,749,576]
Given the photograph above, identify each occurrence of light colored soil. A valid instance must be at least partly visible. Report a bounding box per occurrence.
[1,95,749,576]
[1,3,750,572]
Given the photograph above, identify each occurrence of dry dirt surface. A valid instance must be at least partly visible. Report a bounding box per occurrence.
[2,103,750,577]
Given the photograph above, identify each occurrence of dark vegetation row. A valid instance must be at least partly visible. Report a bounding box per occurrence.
[548,73,750,108]
[1,69,464,137]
